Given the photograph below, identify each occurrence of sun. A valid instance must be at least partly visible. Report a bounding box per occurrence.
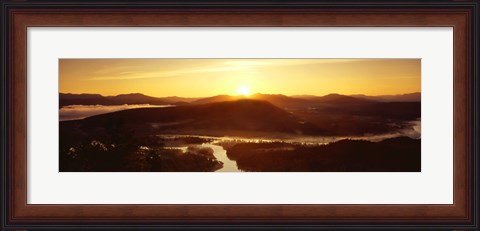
[237,85,251,96]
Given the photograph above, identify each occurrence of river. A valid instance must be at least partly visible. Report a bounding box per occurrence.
[171,142,240,172]
[158,119,420,172]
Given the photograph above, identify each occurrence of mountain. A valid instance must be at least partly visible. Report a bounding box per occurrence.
[61,92,418,113]
[63,99,322,136]
[192,93,313,109]
[293,93,421,103]
[107,93,168,105]
[250,93,313,109]
[312,93,375,104]
[159,96,198,103]
[292,93,376,106]
[59,93,107,106]
[351,92,420,102]
[59,93,191,107]
[191,95,242,105]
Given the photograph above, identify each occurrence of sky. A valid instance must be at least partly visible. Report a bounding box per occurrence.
[59,59,421,97]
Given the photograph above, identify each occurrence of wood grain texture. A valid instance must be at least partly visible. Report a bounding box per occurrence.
[2,2,478,229]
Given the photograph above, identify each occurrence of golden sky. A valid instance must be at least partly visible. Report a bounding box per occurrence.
[59,59,420,97]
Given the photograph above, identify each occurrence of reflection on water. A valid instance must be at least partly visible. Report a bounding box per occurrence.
[158,119,420,172]
[174,143,240,172]
[159,119,420,146]
[59,104,172,121]
[202,144,239,172]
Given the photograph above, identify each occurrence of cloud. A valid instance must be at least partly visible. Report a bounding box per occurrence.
[87,59,367,81]
[88,63,252,81]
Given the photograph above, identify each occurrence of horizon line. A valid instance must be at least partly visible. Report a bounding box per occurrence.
[59,91,421,98]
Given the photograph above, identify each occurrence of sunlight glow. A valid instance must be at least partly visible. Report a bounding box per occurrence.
[59,59,421,97]
[237,86,251,96]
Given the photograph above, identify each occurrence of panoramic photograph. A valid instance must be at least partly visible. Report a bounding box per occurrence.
[59,59,421,172]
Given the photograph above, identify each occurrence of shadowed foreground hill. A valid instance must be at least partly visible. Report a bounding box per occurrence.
[61,99,323,138]
[225,136,420,172]
[192,93,314,109]
[192,93,377,109]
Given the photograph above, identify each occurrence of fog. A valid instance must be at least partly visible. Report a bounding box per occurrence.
[59,104,172,121]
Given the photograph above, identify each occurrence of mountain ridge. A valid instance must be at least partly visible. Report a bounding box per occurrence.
[60,92,420,109]
[63,99,324,136]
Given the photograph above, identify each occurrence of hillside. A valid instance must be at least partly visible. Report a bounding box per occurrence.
[191,95,242,105]
[61,99,323,137]
[191,93,373,109]
[226,137,420,172]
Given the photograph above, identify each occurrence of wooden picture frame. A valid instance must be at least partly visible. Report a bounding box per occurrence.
[1,0,478,229]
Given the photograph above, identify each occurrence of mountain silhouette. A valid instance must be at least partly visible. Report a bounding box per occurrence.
[192,95,242,105]
[60,93,105,106]
[350,92,420,102]
[192,93,376,108]
[67,99,322,135]
[192,93,313,109]
[60,93,192,107]
[250,93,314,108]
[296,93,375,104]
[60,92,393,109]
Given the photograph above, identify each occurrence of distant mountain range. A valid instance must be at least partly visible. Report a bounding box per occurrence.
[60,92,420,108]
[59,93,195,107]
[293,92,420,102]
[349,93,420,102]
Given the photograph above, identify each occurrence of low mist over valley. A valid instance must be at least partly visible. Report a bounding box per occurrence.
[59,58,421,172]
[60,92,420,172]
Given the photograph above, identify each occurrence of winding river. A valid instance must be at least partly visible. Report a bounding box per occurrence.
[173,142,240,172]
[160,119,420,172]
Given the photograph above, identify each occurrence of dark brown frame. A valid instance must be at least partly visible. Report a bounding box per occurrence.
[1,1,479,230]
